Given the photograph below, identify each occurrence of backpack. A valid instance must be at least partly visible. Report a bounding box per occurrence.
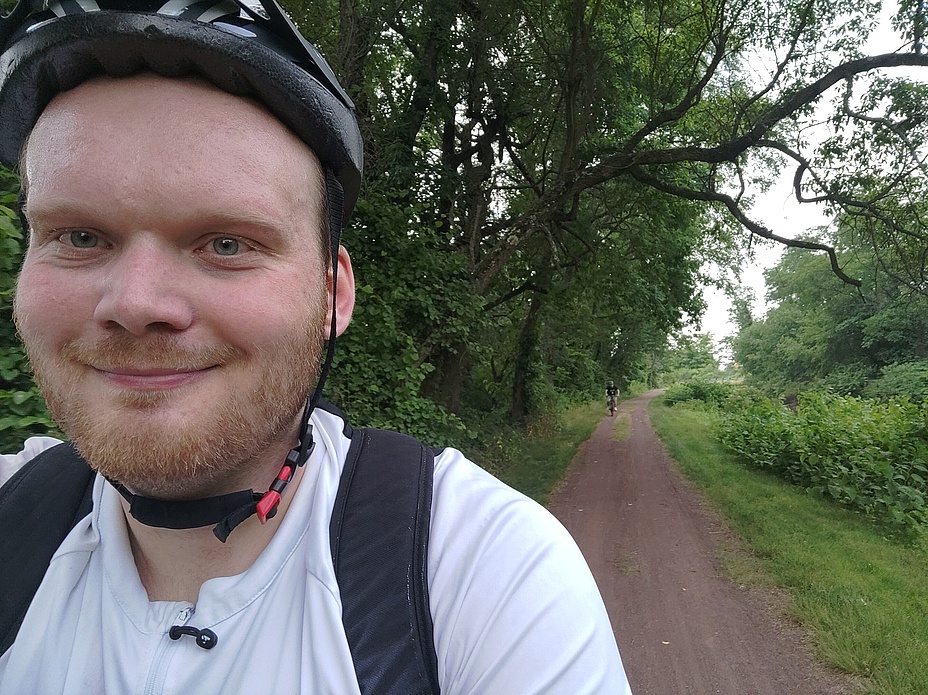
[0,424,441,695]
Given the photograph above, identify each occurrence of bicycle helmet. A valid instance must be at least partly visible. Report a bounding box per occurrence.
[0,0,363,541]
[0,0,362,221]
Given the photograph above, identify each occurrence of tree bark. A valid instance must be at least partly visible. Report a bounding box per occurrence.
[510,291,544,424]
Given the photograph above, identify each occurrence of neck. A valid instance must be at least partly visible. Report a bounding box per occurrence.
[120,440,307,602]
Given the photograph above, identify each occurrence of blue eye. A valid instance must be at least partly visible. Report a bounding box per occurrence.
[212,237,240,256]
[68,230,99,248]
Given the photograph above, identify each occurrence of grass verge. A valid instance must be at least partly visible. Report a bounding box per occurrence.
[648,398,928,695]
[471,400,604,506]
[611,410,631,442]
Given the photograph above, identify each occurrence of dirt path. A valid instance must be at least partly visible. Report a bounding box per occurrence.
[547,390,859,695]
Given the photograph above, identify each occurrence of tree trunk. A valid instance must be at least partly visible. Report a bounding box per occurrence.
[421,344,470,414]
[510,291,544,424]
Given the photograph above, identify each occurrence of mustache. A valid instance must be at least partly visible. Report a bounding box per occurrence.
[60,335,244,371]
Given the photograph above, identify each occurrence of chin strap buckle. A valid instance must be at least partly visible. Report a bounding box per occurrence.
[212,418,315,542]
[256,424,315,524]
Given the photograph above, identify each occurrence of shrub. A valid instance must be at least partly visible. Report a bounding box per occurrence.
[663,379,734,408]
[718,393,796,471]
[864,361,928,402]
[817,363,872,396]
[719,389,928,532]
[0,169,62,451]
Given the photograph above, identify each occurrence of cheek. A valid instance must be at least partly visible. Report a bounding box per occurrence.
[206,275,327,345]
[14,264,89,345]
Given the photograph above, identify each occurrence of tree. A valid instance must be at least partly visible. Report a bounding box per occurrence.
[297,0,928,424]
[666,333,720,372]
[5,0,928,440]
[733,225,928,397]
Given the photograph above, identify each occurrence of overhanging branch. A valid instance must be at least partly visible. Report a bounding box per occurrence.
[569,52,928,196]
[628,166,862,287]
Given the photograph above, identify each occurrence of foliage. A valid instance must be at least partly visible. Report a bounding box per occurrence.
[623,380,651,399]
[657,332,722,384]
[664,333,719,372]
[863,360,928,403]
[662,380,734,408]
[325,185,481,444]
[719,389,928,533]
[7,0,928,452]
[311,0,928,432]
[0,168,60,451]
[655,327,735,388]
[733,238,928,400]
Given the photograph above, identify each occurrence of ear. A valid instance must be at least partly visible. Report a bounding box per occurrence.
[326,245,355,336]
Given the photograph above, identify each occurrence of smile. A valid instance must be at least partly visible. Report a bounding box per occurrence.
[95,366,216,390]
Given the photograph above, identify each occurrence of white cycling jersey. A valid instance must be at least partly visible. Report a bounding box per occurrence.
[0,408,632,694]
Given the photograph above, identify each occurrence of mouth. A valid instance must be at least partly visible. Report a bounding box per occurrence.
[61,340,240,393]
[95,365,219,390]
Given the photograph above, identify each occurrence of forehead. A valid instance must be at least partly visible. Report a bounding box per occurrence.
[23,73,323,224]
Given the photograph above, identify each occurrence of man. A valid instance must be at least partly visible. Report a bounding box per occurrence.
[0,1,632,693]
[606,380,620,414]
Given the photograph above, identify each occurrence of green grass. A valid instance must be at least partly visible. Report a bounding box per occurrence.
[486,400,604,506]
[611,410,631,442]
[648,398,928,695]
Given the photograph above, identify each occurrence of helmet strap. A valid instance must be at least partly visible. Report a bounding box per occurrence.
[108,399,315,543]
[16,188,28,238]
[308,168,343,412]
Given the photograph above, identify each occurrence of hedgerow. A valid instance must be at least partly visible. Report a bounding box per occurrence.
[662,379,734,408]
[718,390,928,533]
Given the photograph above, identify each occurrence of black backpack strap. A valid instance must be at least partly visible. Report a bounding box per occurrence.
[0,442,95,656]
[330,428,440,695]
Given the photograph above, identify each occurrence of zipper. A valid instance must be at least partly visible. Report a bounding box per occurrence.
[142,607,191,695]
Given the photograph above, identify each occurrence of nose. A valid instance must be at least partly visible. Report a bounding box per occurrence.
[93,241,195,335]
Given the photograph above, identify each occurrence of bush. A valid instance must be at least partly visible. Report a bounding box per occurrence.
[0,169,61,452]
[719,389,928,532]
[718,392,796,471]
[864,361,928,402]
[818,363,872,396]
[663,379,734,408]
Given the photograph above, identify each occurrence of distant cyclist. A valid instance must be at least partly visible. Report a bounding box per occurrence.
[606,381,620,415]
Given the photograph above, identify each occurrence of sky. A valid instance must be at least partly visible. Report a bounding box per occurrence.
[697,5,910,363]
[698,177,831,360]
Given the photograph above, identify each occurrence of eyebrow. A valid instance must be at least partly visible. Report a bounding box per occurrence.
[24,196,300,240]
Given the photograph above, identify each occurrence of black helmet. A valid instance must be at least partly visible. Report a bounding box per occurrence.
[0,0,363,222]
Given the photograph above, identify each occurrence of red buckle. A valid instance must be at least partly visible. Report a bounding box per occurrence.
[256,490,281,524]
[255,464,297,524]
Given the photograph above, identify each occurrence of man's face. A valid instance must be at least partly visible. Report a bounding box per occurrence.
[14,74,332,499]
